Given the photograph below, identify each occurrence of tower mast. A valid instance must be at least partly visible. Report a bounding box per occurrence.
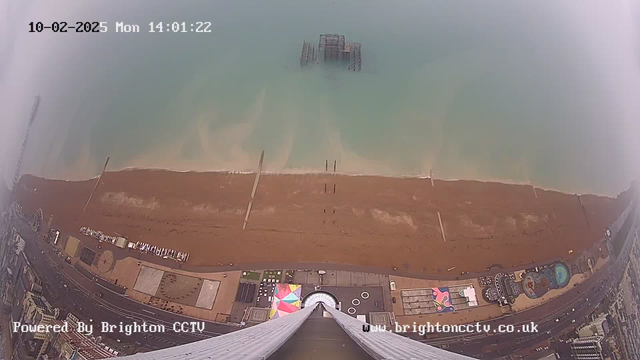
[13,95,40,189]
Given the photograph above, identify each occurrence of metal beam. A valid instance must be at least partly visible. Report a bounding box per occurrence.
[323,304,473,359]
[121,303,318,360]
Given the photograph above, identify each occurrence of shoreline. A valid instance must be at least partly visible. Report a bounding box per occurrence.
[13,169,633,274]
[33,165,621,198]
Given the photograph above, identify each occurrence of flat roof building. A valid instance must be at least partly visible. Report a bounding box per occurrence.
[569,335,605,360]
[578,313,609,338]
[22,291,58,359]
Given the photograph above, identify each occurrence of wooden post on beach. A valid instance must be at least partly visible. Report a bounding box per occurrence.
[83,157,110,214]
[531,184,538,198]
[430,169,434,187]
[543,218,551,233]
[326,160,328,172]
[333,160,337,194]
[437,211,447,242]
[243,150,264,230]
[577,194,590,228]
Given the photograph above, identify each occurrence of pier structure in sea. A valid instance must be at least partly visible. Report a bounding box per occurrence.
[300,34,361,71]
[299,40,316,67]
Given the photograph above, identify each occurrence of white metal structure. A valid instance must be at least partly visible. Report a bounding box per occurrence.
[122,304,317,360]
[121,302,473,360]
[324,305,472,359]
[303,291,337,309]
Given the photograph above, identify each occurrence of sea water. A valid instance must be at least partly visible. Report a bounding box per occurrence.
[2,0,638,196]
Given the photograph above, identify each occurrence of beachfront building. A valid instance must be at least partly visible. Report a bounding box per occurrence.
[40,312,114,359]
[21,291,58,358]
[569,335,605,360]
[578,313,609,338]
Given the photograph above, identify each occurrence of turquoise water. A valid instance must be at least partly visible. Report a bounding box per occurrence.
[3,1,639,195]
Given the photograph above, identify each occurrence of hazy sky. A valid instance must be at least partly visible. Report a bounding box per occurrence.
[1,1,639,194]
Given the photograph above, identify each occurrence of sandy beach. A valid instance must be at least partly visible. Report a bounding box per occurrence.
[13,170,633,274]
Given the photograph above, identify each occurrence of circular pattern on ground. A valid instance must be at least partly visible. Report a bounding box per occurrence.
[303,291,338,309]
[482,286,499,302]
[352,298,361,306]
[347,307,356,315]
[554,263,570,288]
[97,250,114,274]
[158,273,202,301]
[361,291,370,299]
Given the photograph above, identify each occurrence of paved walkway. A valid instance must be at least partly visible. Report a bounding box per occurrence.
[69,230,571,280]
[52,221,606,325]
